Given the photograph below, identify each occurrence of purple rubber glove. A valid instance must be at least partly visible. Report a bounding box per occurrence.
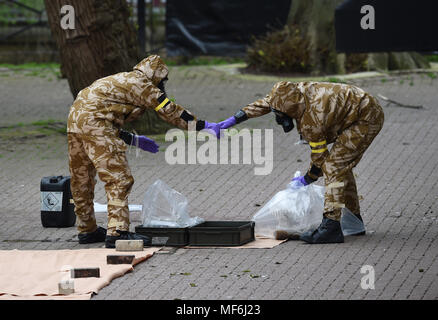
[133,135,159,153]
[204,121,222,139]
[292,176,309,187]
[218,116,237,129]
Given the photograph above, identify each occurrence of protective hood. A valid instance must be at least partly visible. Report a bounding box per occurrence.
[133,55,169,87]
[272,82,306,120]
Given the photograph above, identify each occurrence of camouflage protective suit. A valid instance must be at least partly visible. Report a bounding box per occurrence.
[240,81,384,221]
[67,55,204,236]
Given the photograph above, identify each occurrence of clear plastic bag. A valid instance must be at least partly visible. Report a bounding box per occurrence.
[141,180,204,228]
[341,208,365,236]
[252,171,324,239]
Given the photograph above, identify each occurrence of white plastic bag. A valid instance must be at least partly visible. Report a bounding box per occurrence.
[141,179,204,228]
[341,208,365,236]
[252,171,324,239]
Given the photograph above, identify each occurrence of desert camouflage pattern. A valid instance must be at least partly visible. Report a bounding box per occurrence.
[67,55,201,236]
[67,55,199,135]
[243,81,384,220]
[68,133,133,235]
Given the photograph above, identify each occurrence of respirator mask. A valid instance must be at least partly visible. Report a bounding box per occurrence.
[157,77,168,94]
[271,108,295,133]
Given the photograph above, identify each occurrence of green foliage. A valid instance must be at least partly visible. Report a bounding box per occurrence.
[0,0,45,26]
[425,55,438,63]
[245,25,311,74]
[345,53,368,73]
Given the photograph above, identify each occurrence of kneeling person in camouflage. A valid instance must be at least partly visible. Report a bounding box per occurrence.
[67,55,221,248]
[219,81,384,244]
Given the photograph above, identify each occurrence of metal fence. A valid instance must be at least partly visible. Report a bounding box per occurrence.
[0,0,166,63]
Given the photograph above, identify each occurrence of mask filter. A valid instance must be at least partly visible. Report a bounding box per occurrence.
[273,108,294,133]
[158,78,168,94]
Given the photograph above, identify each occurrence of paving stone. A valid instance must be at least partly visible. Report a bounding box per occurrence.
[0,68,436,300]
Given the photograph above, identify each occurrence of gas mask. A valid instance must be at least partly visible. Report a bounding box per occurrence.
[271,108,294,133]
[157,77,168,94]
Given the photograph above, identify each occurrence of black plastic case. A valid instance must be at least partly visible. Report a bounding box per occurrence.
[134,226,189,246]
[188,221,255,246]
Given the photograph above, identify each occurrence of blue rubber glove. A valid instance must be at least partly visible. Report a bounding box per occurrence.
[292,176,309,187]
[218,116,237,129]
[204,121,222,139]
[133,135,159,153]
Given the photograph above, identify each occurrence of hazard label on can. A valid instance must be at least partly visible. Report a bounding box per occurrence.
[41,191,63,212]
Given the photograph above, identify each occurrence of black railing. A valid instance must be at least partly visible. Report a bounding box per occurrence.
[0,0,165,60]
[0,0,47,43]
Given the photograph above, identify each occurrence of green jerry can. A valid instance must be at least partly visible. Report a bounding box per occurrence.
[40,176,76,228]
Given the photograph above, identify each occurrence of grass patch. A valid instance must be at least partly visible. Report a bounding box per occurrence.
[0,120,67,139]
[427,72,437,79]
[324,77,347,84]
[25,71,41,77]
[0,62,60,71]
[31,119,58,126]
[0,63,61,78]
[165,56,244,66]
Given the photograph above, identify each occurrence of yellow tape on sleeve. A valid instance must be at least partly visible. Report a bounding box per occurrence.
[155,98,170,111]
[309,140,327,147]
[311,148,328,154]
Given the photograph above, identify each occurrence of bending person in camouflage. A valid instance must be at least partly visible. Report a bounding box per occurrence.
[67,55,222,248]
[219,81,384,244]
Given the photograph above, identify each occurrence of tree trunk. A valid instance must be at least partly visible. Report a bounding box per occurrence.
[287,0,345,75]
[44,0,139,97]
[287,0,430,75]
[45,0,171,134]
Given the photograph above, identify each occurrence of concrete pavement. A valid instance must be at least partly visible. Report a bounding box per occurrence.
[0,65,437,300]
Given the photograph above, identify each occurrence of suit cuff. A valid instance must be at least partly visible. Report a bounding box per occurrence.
[234,110,248,124]
[196,120,206,131]
[119,129,134,145]
[304,165,322,184]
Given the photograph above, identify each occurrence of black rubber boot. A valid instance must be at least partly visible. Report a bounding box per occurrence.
[105,230,151,248]
[300,217,344,244]
[78,226,107,244]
